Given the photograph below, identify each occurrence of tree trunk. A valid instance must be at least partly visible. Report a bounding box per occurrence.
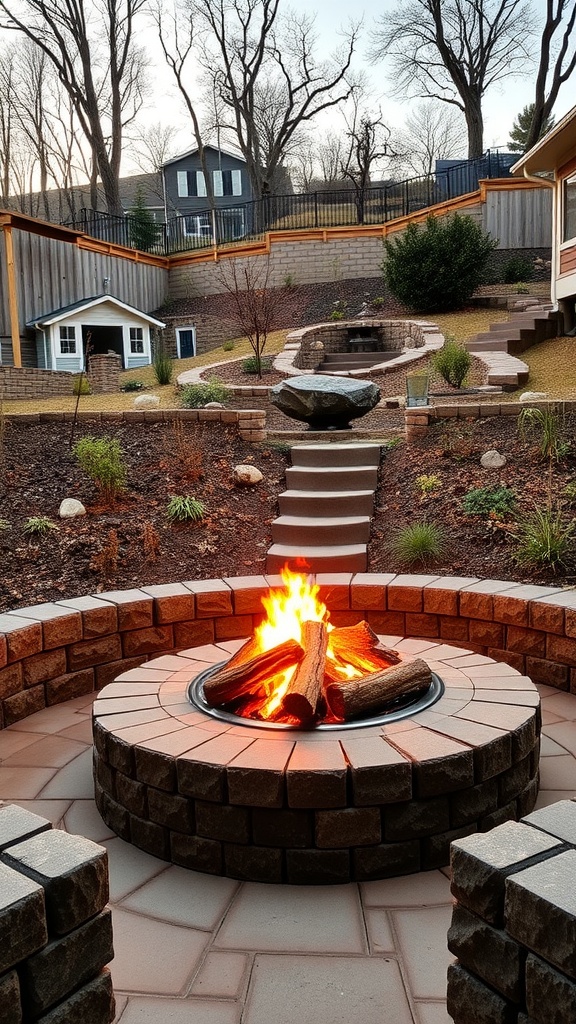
[463,93,484,159]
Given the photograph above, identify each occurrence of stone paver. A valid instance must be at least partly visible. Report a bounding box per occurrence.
[0,683,574,1022]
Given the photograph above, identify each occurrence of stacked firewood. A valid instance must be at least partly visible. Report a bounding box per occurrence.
[202,621,432,725]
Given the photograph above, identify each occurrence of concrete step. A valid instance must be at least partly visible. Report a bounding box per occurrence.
[322,352,394,364]
[290,443,381,468]
[266,543,367,574]
[271,514,371,545]
[278,489,375,516]
[285,465,378,491]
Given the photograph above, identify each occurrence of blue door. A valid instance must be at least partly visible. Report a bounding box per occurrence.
[178,328,195,359]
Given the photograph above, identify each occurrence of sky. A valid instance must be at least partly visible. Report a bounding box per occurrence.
[132,0,575,175]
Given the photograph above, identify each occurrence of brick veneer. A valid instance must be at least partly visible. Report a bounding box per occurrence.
[447,804,576,1024]
[405,399,576,441]
[0,367,77,401]
[0,803,114,1024]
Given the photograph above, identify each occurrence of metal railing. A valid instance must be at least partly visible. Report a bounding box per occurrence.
[63,150,517,256]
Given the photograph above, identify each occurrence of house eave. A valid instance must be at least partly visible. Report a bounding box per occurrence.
[510,103,576,176]
[27,294,166,330]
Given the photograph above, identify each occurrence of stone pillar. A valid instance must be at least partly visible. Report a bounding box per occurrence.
[405,405,431,441]
[238,409,267,442]
[88,354,122,394]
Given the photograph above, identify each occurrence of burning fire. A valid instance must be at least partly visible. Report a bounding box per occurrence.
[236,567,391,722]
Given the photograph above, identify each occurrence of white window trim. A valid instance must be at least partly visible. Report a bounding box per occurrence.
[183,212,211,238]
[176,325,196,359]
[57,324,78,357]
[561,173,576,248]
[196,170,207,197]
[177,170,188,197]
[231,169,242,196]
[213,169,223,197]
[129,326,145,354]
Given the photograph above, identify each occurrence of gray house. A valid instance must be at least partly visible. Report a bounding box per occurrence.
[162,146,254,244]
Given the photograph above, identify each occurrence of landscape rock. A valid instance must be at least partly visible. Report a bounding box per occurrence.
[270,374,380,429]
[133,394,160,409]
[59,499,86,519]
[481,450,507,470]
[519,392,547,403]
[204,402,224,408]
[233,465,264,486]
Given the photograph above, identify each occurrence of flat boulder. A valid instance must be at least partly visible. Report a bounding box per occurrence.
[270,375,380,430]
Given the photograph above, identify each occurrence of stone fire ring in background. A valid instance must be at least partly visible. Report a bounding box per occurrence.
[92,638,541,885]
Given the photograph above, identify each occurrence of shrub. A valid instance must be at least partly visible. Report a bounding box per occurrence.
[180,380,230,408]
[72,375,91,396]
[517,406,569,462]
[514,505,575,569]
[91,529,119,577]
[416,474,441,496]
[23,516,58,537]
[141,521,160,561]
[462,486,516,518]
[563,481,576,502]
[153,346,173,386]
[243,355,273,374]
[371,296,386,308]
[329,310,345,321]
[121,379,145,392]
[383,213,497,312]
[73,436,126,502]
[432,336,472,388]
[166,495,206,522]
[390,521,446,567]
[222,340,235,352]
[502,256,533,283]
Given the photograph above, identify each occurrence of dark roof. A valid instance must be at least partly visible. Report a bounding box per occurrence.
[163,144,246,166]
[26,293,166,329]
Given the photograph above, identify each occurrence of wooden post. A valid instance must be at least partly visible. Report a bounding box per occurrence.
[1,218,22,368]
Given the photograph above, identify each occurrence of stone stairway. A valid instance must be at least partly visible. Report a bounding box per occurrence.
[316,351,396,374]
[465,306,562,387]
[266,442,381,573]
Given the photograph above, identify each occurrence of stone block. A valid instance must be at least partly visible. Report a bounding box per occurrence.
[315,807,381,848]
[147,788,195,833]
[422,824,477,869]
[224,843,283,883]
[0,804,51,852]
[525,952,576,1024]
[524,656,569,689]
[505,849,576,978]
[499,754,533,805]
[46,669,94,706]
[450,779,499,828]
[0,862,47,973]
[0,617,43,662]
[286,848,350,885]
[34,968,114,1024]
[22,649,67,687]
[3,685,46,726]
[121,626,173,658]
[450,821,563,926]
[173,619,216,648]
[3,830,108,936]
[447,904,525,1002]
[195,802,250,844]
[97,589,153,630]
[341,737,412,806]
[115,773,147,818]
[286,741,348,809]
[353,839,421,881]
[251,808,313,848]
[129,815,169,859]
[0,663,23,700]
[522,800,576,845]
[391,728,474,798]
[169,832,222,874]
[384,796,450,841]
[67,636,122,671]
[56,596,118,639]
[0,970,21,1024]
[19,909,113,1019]
[447,963,517,1024]
[226,739,293,809]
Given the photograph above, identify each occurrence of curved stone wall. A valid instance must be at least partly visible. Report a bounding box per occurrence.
[1,573,575,731]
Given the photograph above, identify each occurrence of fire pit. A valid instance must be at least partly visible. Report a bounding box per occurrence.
[93,572,541,884]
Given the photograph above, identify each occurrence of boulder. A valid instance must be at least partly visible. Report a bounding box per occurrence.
[233,465,264,486]
[134,394,160,409]
[204,402,224,408]
[480,449,507,470]
[270,374,380,430]
[59,498,86,518]
[519,391,547,403]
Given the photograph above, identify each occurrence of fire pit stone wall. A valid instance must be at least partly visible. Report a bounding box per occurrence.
[291,320,435,371]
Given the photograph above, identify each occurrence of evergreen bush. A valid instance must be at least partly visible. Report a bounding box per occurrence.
[432,337,472,388]
[73,436,126,502]
[383,214,497,312]
[180,380,230,408]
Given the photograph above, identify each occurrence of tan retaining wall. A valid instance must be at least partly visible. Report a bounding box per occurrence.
[4,407,266,442]
[0,366,77,400]
[1,573,575,730]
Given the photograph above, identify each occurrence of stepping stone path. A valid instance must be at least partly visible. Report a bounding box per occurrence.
[266,442,381,573]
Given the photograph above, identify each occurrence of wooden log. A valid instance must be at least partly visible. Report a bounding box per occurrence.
[203,639,304,705]
[329,621,401,664]
[280,620,328,724]
[325,657,432,721]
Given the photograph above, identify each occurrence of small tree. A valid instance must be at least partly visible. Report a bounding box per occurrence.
[129,185,160,252]
[215,258,285,378]
[508,103,555,152]
[383,214,497,312]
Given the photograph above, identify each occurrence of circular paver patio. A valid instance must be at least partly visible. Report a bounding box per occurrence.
[0,682,574,1023]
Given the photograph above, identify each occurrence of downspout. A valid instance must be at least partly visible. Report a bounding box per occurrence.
[521,167,556,308]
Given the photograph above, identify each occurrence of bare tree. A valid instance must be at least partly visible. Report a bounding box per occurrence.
[340,109,396,223]
[0,46,17,204]
[394,102,466,178]
[370,0,533,159]
[524,1,576,151]
[0,0,149,214]
[215,258,284,377]
[129,121,180,173]
[192,0,359,200]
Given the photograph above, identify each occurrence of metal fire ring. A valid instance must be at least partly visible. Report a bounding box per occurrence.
[187,662,445,732]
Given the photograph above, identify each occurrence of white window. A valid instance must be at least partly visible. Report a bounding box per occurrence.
[59,325,76,354]
[213,168,242,197]
[184,213,211,238]
[176,170,207,198]
[564,175,576,242]
[129,327,144,354]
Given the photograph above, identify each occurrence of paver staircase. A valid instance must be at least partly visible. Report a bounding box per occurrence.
[316,351,396,375]
[465,306,562,387]
[266,442,381,573]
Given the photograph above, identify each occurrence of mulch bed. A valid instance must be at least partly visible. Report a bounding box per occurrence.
[1,412,575,613]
